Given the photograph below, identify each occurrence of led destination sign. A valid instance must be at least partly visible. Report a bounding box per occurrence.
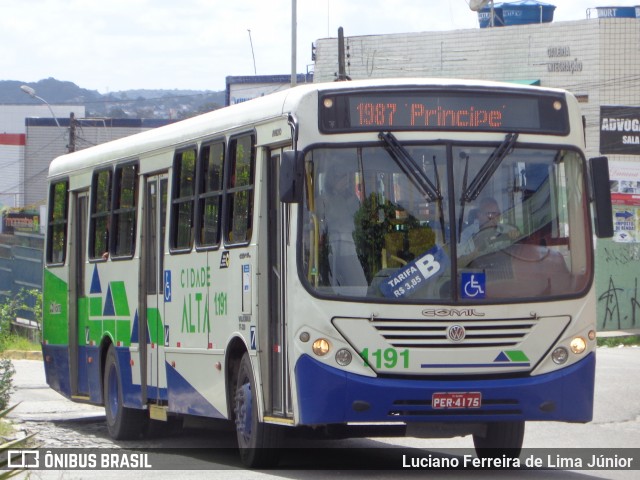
[320,90,569,135]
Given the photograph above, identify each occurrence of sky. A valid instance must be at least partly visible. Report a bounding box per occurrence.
[2,0,640,93]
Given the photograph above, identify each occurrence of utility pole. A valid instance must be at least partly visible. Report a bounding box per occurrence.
[337,27,349,81]
[68,112,76,153]
[291,0,297,87]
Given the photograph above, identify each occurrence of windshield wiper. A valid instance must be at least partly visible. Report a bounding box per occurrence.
[460,132,519,203]
[457,133,518,241]
[378,131,441,202]
[379,132,447,241]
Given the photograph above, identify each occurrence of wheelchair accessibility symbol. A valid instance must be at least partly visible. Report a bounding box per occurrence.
[461,272,486,299]
[164,270,172,302]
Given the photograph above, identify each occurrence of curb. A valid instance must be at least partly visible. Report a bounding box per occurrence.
[2,350,42,361]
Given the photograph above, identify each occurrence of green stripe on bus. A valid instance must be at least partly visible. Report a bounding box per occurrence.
[505,350,530,362]
[147,308,162,345]
[116,319,131,345]
[88,318,102,344]
[43,270,69,344]
[110,281,130,316]
[77,297,89,345]
[90,297,102,317]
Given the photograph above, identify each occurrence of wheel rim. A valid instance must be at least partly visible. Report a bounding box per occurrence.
[107,364,119,423]
[235,380,253,445]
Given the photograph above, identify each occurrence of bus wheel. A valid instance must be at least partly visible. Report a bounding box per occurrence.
[473,421,525,459]
[233,352,281,468]
[104,345,148,439]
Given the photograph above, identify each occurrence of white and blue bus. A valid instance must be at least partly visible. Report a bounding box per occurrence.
[42,78,613,467]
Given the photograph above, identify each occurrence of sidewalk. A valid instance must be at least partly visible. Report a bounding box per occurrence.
[3,350,41,360]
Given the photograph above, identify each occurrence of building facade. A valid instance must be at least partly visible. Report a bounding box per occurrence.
[23,117,173,207]
[313,17,640,162]
[225,74,314,106]
[0,105,83,209]
[0,112,175,310]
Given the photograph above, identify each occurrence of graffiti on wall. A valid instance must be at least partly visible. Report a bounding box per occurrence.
[596,241,640,331]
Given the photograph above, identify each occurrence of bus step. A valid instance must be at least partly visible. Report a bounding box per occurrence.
[71,395,91,402]
[149,404,168,422]
[264,416,294,426]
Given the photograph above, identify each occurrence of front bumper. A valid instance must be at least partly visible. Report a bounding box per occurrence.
[295,352,594,425]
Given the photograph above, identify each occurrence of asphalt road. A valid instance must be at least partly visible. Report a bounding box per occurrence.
[5,347,640,479]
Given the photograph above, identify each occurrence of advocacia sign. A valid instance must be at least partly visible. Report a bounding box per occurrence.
[600,106,640,155]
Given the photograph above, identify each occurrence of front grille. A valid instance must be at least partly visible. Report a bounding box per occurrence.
[371,317,535,348]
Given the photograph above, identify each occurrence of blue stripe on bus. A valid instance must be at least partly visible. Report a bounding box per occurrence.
[76,345,90,396]
[146,386,168,402]
[114,347,144,409]
[86,346,103,403]
[42,344,71,397]
[295,353,594,425]
[43,344,164,407]
[421,363,531,368]
[165,362,226,419]
[43,344,99,401]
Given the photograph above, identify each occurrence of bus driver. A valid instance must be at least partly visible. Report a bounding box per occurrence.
[458,197,519,263]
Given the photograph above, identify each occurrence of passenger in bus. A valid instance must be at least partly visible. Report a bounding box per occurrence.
[465,208,479,230]
[317,168,367,290]
[101,216,110,260]
[458,197,518,263]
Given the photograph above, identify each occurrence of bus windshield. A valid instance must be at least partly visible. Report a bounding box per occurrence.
[301,141,592,302]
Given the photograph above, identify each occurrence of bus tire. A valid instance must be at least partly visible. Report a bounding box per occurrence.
[103,344,148,440]
[473,421,525,458]
[233,352,282,468]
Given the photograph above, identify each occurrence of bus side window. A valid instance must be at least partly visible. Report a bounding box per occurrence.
[46,179,69,265]
[197,141,225,248]
[170,147,197,251]
[225,133,255,245]
[112,162,138,257]
[89,169,112,261]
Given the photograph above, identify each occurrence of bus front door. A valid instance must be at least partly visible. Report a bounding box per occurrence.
[141,174,169,405]
[266,150,293,420]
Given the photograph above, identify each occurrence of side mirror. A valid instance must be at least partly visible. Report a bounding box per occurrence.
[280,150,305,203]
[589,156,614,238]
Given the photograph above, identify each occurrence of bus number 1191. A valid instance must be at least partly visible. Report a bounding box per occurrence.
[360,347,409,369]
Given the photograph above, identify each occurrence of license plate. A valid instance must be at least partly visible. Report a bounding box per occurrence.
[432,392,482,409]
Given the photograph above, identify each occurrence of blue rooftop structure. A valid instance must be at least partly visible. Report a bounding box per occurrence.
[595,6,637,18]
[478,1,556,28]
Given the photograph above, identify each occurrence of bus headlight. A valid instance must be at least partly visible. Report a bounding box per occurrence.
[312,338,331,356]
[335,348,352,366]
[551,347,569,365]
[570,337,587,355]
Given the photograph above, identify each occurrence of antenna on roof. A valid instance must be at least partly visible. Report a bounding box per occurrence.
[247,29,257,75]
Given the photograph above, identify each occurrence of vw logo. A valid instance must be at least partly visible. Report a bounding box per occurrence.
[447,325,466,342]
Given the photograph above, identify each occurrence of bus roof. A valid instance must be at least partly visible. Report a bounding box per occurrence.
[48,78,568,179]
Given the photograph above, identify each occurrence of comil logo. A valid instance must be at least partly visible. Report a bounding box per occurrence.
[447,325,466,343]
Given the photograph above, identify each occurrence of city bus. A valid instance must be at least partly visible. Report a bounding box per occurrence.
[41,78,613,467]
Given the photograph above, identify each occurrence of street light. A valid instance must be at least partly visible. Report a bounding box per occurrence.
[20,85,62,128]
